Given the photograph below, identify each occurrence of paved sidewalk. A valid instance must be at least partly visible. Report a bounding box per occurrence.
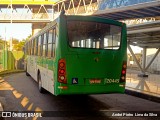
[126,69,160,102]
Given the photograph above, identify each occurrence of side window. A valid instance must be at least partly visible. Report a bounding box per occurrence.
[32,39,35,55]
[27,43,29,55]
[53,28,56,44]
[35,38,38,55]
[43,33,48,57]
[52,28,56,57]
[46,32,48,56]
[41,35,44,56]
[30,41,32,55]
[28,41,31,55]
[34,38,37,55]
[47,27,56,58]
[25,43,28,55]
[48,29,53,58]
[38,36,41,56]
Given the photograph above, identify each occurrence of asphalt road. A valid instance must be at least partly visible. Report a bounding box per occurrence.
[0,73,160,120]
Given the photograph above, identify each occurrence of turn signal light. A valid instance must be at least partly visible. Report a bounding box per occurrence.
[123,64,127,69]
[120,61,127,83]
[59,62,65,68]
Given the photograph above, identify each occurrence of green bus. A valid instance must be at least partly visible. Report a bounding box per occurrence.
[25,13,127,96]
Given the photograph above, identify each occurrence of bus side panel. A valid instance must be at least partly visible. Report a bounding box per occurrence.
[27,55,38,81]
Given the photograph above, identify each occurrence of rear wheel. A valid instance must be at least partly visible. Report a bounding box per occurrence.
[38,73,45,93]
[26,66,30,76]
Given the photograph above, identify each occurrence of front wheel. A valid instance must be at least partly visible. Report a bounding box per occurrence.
[38,73,45,93]
[26,66,30,76]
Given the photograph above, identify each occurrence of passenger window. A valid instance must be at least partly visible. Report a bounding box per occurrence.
[38,36,42,56]
[48,29,53,58]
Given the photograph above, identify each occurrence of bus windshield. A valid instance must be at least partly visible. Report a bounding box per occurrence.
[67,21,122,50]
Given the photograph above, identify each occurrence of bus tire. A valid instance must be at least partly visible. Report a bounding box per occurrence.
[26,71,30,76]
[26,67,30,76]
[38,73,45,93]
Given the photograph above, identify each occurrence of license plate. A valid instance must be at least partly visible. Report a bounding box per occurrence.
[90,79,101,84]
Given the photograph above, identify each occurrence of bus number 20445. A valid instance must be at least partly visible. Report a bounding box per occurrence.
[104,79,119,84]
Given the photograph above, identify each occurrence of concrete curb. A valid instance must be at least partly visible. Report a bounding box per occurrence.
[125,89,160,103]
[0,70,25,77]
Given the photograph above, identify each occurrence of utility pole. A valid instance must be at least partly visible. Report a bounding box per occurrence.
[10,0,13,51]
[5,25,8,70]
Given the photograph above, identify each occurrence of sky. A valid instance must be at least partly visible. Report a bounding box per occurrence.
[0,23,32,41]
[128,46,142,54]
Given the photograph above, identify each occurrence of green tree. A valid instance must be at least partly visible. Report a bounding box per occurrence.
[12,38,19,51]
[0,36,5,43]
[12,34,31,51]
[0,36,5,50]
[25,34,32,41]
[12,38,19,44]
[16,40,26,51]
